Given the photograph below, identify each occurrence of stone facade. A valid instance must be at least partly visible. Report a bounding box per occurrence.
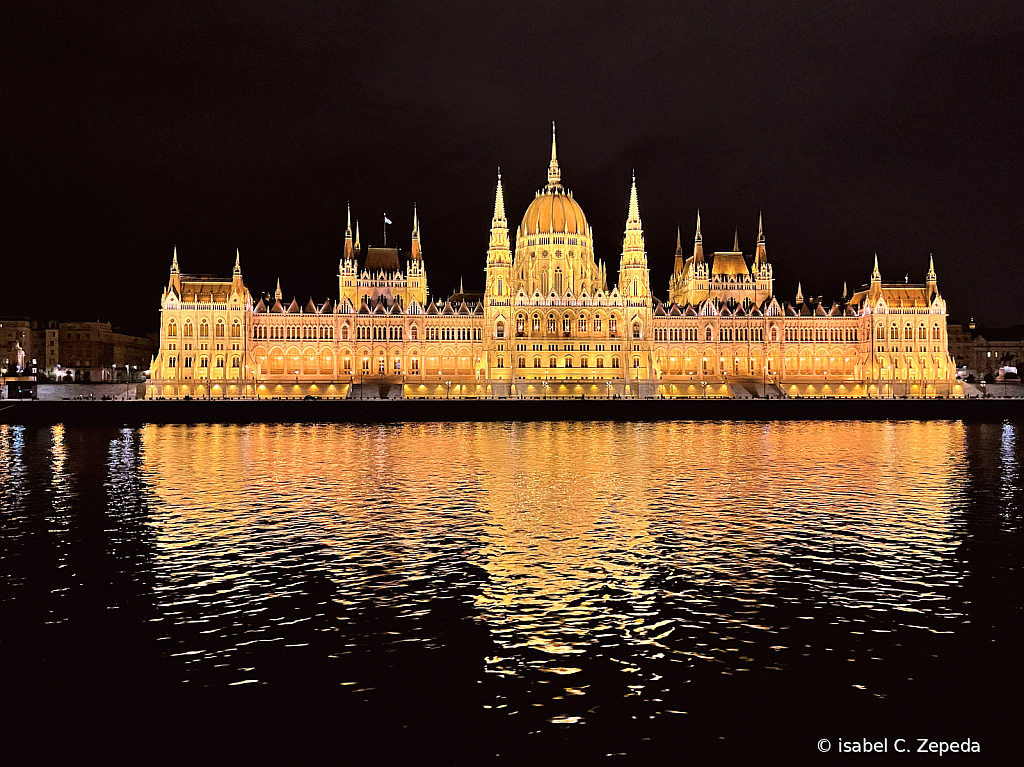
[148,128,959,399]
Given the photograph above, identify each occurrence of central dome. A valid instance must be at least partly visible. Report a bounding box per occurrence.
[519,123,588,236]
[520,188,588,236]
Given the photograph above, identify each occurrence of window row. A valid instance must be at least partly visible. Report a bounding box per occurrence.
[166,320,241,338]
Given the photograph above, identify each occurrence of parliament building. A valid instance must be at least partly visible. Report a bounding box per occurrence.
[147,128,959,399]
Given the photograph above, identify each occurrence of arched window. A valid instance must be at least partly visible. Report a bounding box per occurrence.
[183,322,193,338]
[497,356,504,368]
[597,357,604,368]
[578,316,586,333]
[199,321,209,338]
[549,355,557,367]
[890,324,898,340]
[167,321,177,337]
[231,321,240,338]
[411,325,418,341]
[518,356,525,368]
[610,317,617,335]
[231,356,239,369]
[168,356,176,368]
[932,324,940,340]
[554,267,563,295]
[342,325,350,340]
[547,314,556,333]
[594,315,602,333]
[496,321,505,338]
[541,271,549,294]
[215,356,224,368]
[918,324,927,339]
[497,277,503,296]
[532,314,541,332]
[633,356,640,368]
[533,356,541,368]
[705,326,713,342]
[904,324,913,340]
[563,315,571,334]
[516,314,525,334]
[612,357,620,368]
[215,321,225,338]
[580,356,588,368]
[632,322,641,339]
[770,326,778,342]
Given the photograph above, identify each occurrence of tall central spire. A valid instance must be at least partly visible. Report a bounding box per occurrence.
[489,167,510,254]
[547,121,561,187]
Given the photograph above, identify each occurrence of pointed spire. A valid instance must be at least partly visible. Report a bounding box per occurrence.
[692,210,704,265]
[842,281,848,299]
[754,211,768,265]
[733,227,740,252]
[926,253,936,282]
[413,203,419,236]
[872,253,881,281]
[411,204,422,261]
[234,248,241,276]
[275,278,282,301]
[626,170,641,227]
[489,167,510,256]
[459,276,464,295]
[355,220,361,250]
[547,121,561,187]
[796,282,803,303]
[673,226,684,276]
[345,202,352,238]
[171,246,179,274]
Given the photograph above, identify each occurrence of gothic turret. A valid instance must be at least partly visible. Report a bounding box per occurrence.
[754,212,767,265]
[618,172,651,304]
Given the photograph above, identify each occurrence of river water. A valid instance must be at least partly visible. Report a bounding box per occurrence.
[1,421,1021,759]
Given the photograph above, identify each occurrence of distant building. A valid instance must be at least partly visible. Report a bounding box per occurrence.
[148,126,959,399]
[0,316,156,382]
[947,320,1024,377]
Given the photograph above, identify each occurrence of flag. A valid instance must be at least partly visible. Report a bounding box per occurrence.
[384,214,392,225]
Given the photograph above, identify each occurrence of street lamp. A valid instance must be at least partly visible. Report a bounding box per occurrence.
[700,380,708,398]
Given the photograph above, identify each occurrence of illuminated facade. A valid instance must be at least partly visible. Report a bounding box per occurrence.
[147,127,958,399]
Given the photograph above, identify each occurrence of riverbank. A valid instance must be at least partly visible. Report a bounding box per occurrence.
[1,396,1022,425]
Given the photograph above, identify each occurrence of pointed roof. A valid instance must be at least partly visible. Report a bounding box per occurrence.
[254,298,266,313]
[305,298,318,314]
[171,246,180,274]
[234,248,241,276]
[275,278,283,301]
[692,210,704,264]
[732,228,740,252]
[927,254,936,281]
[321,297,334,313]
[795,282,804,303]
[493,167,506,223]
[287,298,300,313]
[872,253,881,281]
[547,121,560,187]
[346,202,353,238]
[355,220,361,250]
[754,212,768,265]
[627,171,641,227]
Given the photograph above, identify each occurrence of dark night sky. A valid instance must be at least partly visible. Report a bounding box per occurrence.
[5,1,1023,334]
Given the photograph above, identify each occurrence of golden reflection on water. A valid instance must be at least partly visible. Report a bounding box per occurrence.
[138,420,971,682]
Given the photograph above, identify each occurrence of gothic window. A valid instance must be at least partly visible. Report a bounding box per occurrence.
[497,356,504,368]
[632,322,641,339]
[563,315,571,334]
[184,356,193,368]
[215,321,225,338]
[518,356,525,368]
[533,356,541,368]
[516,314,525,334]
[362,357,370,373]
[610,317,617,335]
[580,356,588,368]
[565,356,573,368]
[904,325,913,340]
[918,325,927,339]
[411,357,419,373]
[706,326,713,342]
[411,325,418,341]
[199,322,209,338]
[496,321,505,338]
[168,356,176,368]
[890,324,898,340]
[167,321,177,337]
[547,314,556,333]
[633,356,640,368]
[932,324,940,340]
[532,314,541,332]
[554,267,563,295]
[497,277,503,296]
[215,356,224,368]
[184,322,193,338]
[594,316,602,333]
[578,316,586,333]
[541,271,549,294]
[596,357,604,368]
[549,355,557,367]
[612,357,620,368]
